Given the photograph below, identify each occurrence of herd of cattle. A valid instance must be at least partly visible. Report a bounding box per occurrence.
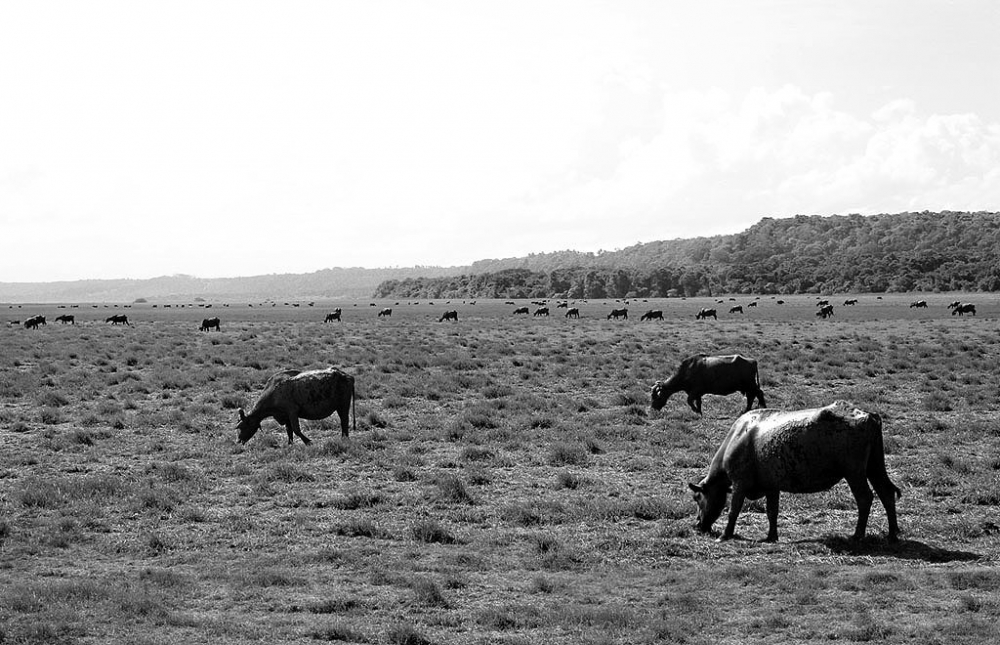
[230,348,902,544]
[19,292,991,544]
[8,297,984,331]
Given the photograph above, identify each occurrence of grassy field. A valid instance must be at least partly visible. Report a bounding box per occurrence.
[2,293,999,644]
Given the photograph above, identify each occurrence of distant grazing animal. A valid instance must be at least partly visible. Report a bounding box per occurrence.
[843,298,858,306]
[909,300,928,309]
[640,310,663,321]
[533,307,550,317]
[651,354,765,416]
[106,314,130,326]
[55,314,75,325]
[816,299,829,307]
[952,303,976,316]
[729,305,743,314]
[200,317,221,332]
[236,367,356,444]
[556,302,568,308]
[947,301,961,309]
[747,301,757,308]
[689,401,900,542]
[607,308,628,320]
[513,307,530,315]
[438,310,458,322]
[816,304,835,318]
[776,300,785,305]
[324,309,342,323]
[378,308,392,317]
[565,307,580,319]
[24,315,46,330]
[695,308,717,320]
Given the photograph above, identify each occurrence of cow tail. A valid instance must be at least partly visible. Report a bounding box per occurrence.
[869,413,901,500]
[351,377,357,437]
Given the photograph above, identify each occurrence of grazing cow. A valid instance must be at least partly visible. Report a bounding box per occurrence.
[236,367,356,444]
[200,317,221,332]
[729,305,743,314]
[556,302,568,308]
[952,303,976,316]
[378,308,392,317]
[565,307,580,319]
[607,308,628,320]
[533,307,550,317]
[909,300,928,309]
[55,314,75,325]
[947,301,961,309]
[816,299,829,307]
[843,298,858,306]
[747,301,757,308]
[695,308,717,320]
[651,354,765,416]
[640,309,663,321]
[816,304,835,319]
[106,314,130,326]
[324,309,342,323]
[438,310,458,322]
[689,401,900,542]
[513,307,530,315]
[24,315,46,329]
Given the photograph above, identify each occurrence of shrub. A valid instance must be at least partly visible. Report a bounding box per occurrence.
[435,474,475,504]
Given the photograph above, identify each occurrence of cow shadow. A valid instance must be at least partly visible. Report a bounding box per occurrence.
[818,535,983,563]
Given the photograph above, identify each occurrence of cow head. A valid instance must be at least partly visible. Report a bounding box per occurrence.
[688,480,729,534]
[236,409,261,444]
[649,379,676,411]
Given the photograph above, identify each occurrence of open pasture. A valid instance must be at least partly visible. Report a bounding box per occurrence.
[2,294,1000,644]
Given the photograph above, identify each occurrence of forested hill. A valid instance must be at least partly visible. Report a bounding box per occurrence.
[374,211,1000,299]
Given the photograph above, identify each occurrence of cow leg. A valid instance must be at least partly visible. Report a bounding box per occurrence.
[722,489,746,540]
[870,476,900,542]
[764,491,780,542]
[756,389,766,409]
[686,395,700,415]
[743,391,754,413]
[337,406,350,438]
[287,415,311,445]
[846,475,874,540]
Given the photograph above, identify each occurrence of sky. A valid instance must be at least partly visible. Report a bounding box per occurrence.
[2,0,1000,282]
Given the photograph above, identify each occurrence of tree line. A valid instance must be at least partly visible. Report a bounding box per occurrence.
[373,211,1000,299]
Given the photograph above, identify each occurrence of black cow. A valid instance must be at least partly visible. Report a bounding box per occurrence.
[607,308,628,320]
[565,307,580,318]
[24,315,46,330]
[438,310,458,322]
[909,300,928,309]
[513,307,530,315]
[106,314,130,326]
[378,308,392,317]
[729,305,743,314]
[55,314,75,325]
[695,308,717,320]
[200,317,221,331]
[651,354,766,416]
[324,309,342,322]
[952,303,976,316]
[533,307,550,317]
[816,304,835,318]
[640,310,663,321]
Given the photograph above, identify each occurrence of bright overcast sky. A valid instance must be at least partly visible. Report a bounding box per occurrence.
[2,0,999,282]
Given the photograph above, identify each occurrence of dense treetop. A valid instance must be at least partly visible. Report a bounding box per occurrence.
[374,212,1000,299]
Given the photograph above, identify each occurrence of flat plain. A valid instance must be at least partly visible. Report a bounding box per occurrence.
[2,293,999,644]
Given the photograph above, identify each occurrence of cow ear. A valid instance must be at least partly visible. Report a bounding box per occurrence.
[239,409,246,421]
[688,483,702,493]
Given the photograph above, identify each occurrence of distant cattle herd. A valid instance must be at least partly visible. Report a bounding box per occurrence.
[7,297,987,331]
